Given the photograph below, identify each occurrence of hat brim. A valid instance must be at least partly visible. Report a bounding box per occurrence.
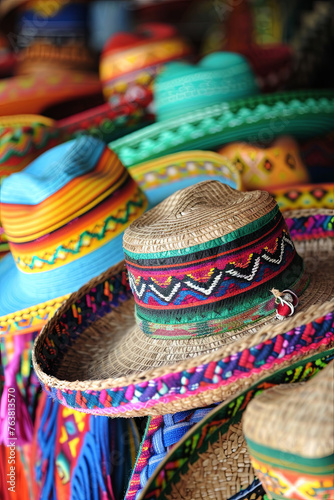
[0,70,102,116]
[109,90,334,167]
[0,158,240,334]
[136,348,334,500]
[32,209,334,417]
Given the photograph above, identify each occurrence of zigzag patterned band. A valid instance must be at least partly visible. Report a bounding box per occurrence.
[126,210,304,321]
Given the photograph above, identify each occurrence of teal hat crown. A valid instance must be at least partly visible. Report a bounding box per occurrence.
[155,52,259,121]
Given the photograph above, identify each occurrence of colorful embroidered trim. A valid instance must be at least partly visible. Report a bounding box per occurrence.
[0,295,70,336]
[141,350,334,499]
[35,264,334,414]
[249,457,334,500]
[138,272,309,339]
[125,209,304,336]
[271,183,334,212]
[286,213,334,242]
[129,152,241,193]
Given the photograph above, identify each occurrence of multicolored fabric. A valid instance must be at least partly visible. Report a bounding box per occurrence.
[155,52,258,122]
[125,206,306,338]
[141,349,334,499]
[30,392,139,500]
[218,136,310,190]
[126,407,215,500]
[270,183,334,212]
[0,117,62,257]
[35,262,334,415]
[129,151,241,207]
[0,331,40,446]
[100,24,192,104]
[286,213,334,242]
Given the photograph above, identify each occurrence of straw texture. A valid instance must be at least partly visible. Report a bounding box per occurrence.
[32,191,334,416]
[243,361,334,458]
[166,422,255,500]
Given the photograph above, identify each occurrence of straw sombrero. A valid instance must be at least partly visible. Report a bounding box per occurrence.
[32,181,334,417]
[243,361,334,500]
[131,349,334,500]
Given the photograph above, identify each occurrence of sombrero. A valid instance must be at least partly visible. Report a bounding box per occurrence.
[218,136,310,191]
[110,86,334,167]
[243,361,334,500]
[0,147,242,336]
[131,349,334,500]
[0,135,147,336]
[0,115,63,259]
[32,181,334,417]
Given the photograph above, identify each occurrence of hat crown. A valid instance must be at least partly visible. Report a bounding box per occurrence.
[124,181,306,340]
[0,136,147,275]
[155,52,259,121]
[244,362,334,458]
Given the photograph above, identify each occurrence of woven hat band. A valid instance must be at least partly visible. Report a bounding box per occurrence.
[125,208,306,339]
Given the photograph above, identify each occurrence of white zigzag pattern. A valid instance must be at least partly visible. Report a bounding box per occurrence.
[149,282,181,302]
[262,235,294,265]
[129,235,295,302]
[226,256,261,281]
[129,273,146,298]
[184,272,223,296]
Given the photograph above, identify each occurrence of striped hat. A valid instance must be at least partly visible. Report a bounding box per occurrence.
[32,181,334,417]
[0,135,147,335]
[100,23,192,106]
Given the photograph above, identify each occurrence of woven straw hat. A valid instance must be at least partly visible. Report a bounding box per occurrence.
[32,181,334,417]
[130,350,334,500]
[243,361,334,500]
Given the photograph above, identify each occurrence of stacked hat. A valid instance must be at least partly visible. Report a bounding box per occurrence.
[32,181,334,418]
[243,361,334,500]
[100,23,192,106]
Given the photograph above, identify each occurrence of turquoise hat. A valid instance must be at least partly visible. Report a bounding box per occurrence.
[155,52,259,121]
[109,51,334,167]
